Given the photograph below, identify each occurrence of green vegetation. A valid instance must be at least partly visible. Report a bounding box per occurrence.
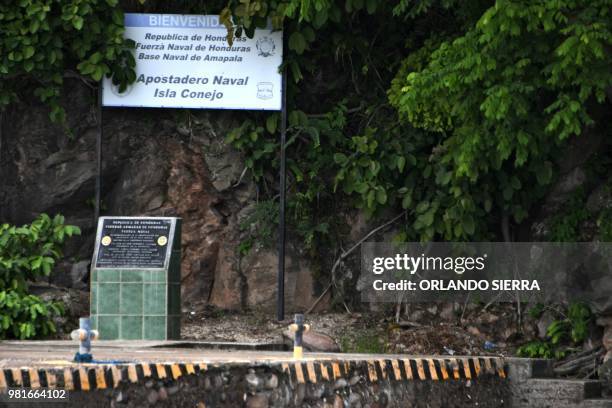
[0,0,135,123]
[518,302,592,359]
[598,207,612,242]
[4,1,611,245]
[340,328,386,354]
[548,189,590,242]
[220,0,612,245]
[238,200,279,255]
[0,214,80,339]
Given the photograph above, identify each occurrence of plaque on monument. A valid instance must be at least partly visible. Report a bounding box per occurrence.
[94,218,173,269]
[90,216,182,340]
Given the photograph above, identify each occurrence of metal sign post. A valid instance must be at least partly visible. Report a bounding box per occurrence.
[95,87,102,224]
[277,62,287,322]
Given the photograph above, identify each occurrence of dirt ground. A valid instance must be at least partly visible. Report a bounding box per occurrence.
[39,284,598,359]
[180,302,544,357]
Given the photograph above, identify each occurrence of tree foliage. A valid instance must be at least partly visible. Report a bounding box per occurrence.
[0,0,135,121]
[2,0,611,248]
[389,0,612,236]
[221,0,612,243]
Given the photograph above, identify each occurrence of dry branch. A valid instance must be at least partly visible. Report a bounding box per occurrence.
[553,347,604,376]
[305,211,406,314]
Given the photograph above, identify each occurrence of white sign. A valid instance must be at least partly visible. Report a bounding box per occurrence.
[102,14,283,110]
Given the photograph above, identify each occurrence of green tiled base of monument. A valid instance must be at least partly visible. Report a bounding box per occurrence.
[90,268,181,340]
[90,313,180,340]
[89,217,181,340]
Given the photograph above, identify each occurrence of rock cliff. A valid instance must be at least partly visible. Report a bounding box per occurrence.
[0,79,325,313]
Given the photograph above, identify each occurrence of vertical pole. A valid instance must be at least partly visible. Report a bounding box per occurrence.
[95,86,102,223]
[277,34,288,322]
[0,110,3,175]
[292,314,304,359]
[79,317,92,356]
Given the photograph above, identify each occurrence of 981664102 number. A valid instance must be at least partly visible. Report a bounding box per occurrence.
[1,388,69,403]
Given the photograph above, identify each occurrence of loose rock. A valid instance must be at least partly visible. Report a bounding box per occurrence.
[246,373,262,389]
[283,330,340,352]
[147,390,158,405]
[115,391,127,404]
[265,374,278,389]
[333,394,344,408]
[246,394,269,408]
[603,325,612,351]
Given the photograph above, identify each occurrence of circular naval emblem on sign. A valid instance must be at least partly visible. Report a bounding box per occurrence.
[256,36,276,57]
[109,82,134,98]
[101,236,112,246]
[157,236,168,246]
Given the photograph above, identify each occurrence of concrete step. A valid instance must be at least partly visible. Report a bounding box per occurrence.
[582,399,612,408]
[512,379,604,408]
[506,357,555,380]
[528,378,602,398]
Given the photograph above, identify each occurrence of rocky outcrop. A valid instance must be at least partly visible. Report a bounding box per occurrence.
[0,79,324,313]
[529,128,607,240]
[525,129,612,362]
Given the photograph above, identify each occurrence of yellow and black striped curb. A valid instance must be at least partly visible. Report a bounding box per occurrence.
[0,357,506,392]
[281,357,506,384]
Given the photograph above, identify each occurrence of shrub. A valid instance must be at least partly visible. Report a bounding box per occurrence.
[517,302,592,359]
[0,214,80,339]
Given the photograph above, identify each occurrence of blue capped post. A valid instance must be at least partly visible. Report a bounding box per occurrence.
[70,317,99,363]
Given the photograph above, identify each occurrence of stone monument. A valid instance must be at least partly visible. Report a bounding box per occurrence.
[90,216,181,340]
